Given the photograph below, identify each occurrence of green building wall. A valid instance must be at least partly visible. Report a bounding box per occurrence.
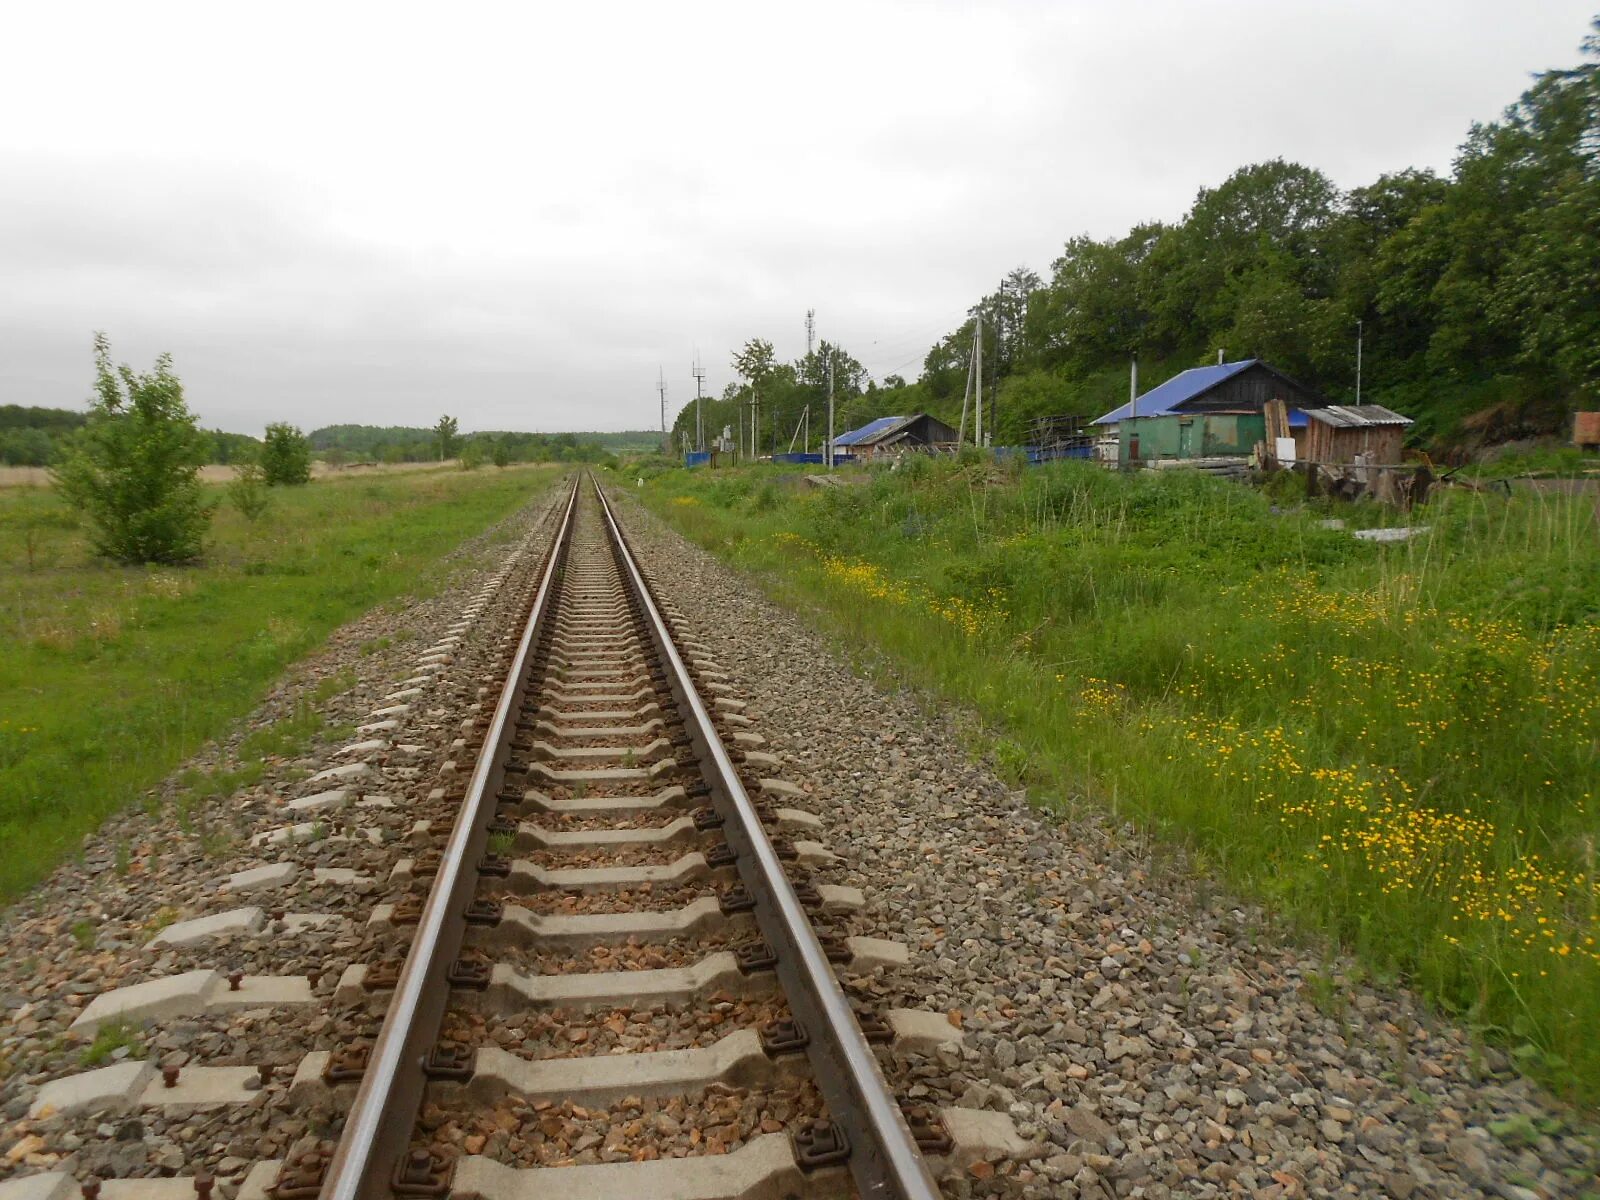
[1118,413,1265,463]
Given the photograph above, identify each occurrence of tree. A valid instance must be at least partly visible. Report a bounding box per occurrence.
[228,460,270,522]
[490,437,511,467]
[259,422,312,485]
[434,414,460,462]
[52,333,212,564]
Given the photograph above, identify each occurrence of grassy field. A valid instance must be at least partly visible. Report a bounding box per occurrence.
[0,464,565,899]
[639,458,1600,1101]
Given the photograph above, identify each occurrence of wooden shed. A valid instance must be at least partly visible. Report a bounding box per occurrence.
[831,413,958,461]
[1302,405,1413,465]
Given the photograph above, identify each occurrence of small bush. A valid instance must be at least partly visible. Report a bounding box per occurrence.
[52,334,212,564]
[228,461,271,520]
[260,423,312,486]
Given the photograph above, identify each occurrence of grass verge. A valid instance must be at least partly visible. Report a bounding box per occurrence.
[638,458,1600,1102]
[0,464,565,899]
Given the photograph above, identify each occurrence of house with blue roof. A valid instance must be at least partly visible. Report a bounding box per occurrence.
[830,412,958,460]
[1092,359,1326,464]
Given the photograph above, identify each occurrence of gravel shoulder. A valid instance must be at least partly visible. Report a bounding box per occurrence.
[614,488,1600,1200]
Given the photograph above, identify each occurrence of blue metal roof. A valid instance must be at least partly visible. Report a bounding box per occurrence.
[1092,360,1259,425]
[833,415,909,446]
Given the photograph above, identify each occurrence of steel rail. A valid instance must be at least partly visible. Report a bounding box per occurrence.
[592,476,942,1200]
[320,475,580,1200]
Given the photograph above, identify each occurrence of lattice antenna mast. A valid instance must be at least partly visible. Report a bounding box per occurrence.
[805,309,816,357]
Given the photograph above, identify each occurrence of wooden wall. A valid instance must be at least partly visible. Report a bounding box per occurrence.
[1304,421,1405,465]
[1181,364,1325,415]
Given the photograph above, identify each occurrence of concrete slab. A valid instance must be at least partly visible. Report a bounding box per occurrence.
[28,1061,154,1117]
[887,1009,965,1052]
[847,937,910,970]
[473,953,770,1012]
[368,704,410,719]
[483,896,738,948]
[773,808,821,832]
[938,1107,1032,1169]
[517,784,687,816]
[286,788,351,814]
[741,751,782,771]
[0,1175,76,1200]
[250,822,324,848]
[70,970,314,1036]
[505,851,713,894]
[101,1177,212,1200]
[530,739,671,763]
[356,719,401,734]
[336,739,389,757]
[70,969,217,1034]
[312,868,372,886]
[516,816,696,850]
[382,687,424,702]
[306,761,373,786]
[222,863,297,893]
[533,720,663,740]
[236,1162,282,1200]
[281,913,347,934]
[793,840,838,867]
[149,907,265,947]
[137,1065,261,1109]
[466,1030,795,1106]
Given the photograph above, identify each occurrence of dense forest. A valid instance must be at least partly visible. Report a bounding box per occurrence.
[675,21,1599,453]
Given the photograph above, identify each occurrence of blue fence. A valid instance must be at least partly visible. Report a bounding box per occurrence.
[995,444,1095,465]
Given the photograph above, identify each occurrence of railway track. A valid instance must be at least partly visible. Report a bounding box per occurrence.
[2,474,1021,1200]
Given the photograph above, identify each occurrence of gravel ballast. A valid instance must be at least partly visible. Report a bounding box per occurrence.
[613,488,1599,1200]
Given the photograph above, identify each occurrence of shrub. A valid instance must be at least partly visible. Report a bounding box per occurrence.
[228,461,271,521]
[52,334,211,564]
[259,423,312,486]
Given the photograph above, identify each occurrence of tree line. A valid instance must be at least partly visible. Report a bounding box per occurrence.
[677,20,1598,451]
[309,423,629,466]
[0,404,256,468]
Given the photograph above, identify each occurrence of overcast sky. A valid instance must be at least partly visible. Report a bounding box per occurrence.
[1,2,1592,435]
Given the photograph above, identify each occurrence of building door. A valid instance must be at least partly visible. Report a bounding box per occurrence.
[1128,433,1140,463]
[1178,421,1195,458]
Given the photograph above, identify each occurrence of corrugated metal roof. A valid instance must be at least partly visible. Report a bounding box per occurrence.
[833,415,914,446]
[1092,360,1259,425]
[1303,404,1413,428]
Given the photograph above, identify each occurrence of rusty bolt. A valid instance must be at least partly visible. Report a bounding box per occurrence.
[193,1172,214,1200]
[162,1065,180,1088]
[227,971,243,992]
[81,1179,102,1200]
[257,1063,274,1085]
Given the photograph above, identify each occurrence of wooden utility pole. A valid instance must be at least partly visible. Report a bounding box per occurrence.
[826,355,835,469]
[974,322,984,448]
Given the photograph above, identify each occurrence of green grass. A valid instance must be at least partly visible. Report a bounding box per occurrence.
[0,465,565,899]
[79,1020,141,1067]
[640,458,1600,1101]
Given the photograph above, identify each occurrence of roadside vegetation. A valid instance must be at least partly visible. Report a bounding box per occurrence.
[640,460,1600,1100]
[0,463,564,899]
